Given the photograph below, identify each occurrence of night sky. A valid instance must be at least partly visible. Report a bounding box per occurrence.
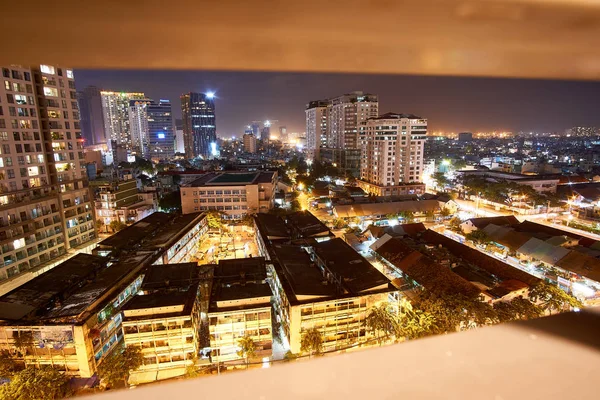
[74,69,600,138]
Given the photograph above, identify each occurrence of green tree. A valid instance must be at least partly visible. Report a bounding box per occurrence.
[432,172,449,191]
[95,219,105,233]
[290,199,301,212]
[440,207,452,218]
[158,190,182,212]
[365,304,399,345]
[206,210,225,231]
[493,301,518,323]
[13,331,34,357]
[0,366,70,400]
[0,350,18,379]
[237,335,256,369]
[109,220,127,232]
[398,210,414,223]
[396,298,437,340]
[510,297,543,320]
[283,351,298,362]
[333,218,348,229]
[448,216,463,232]
[300,327,323,358]
[98,346,144,388]
[529,282,583,314]
[465,229,491,246]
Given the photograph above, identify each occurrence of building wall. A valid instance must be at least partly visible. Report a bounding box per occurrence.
[128,99,151,156]
[243,133,256,153]
[356,180,425,197]
[0,64,96,283]
[180,93,216,159]
[146,100,174,160]
[208,307,272,362]
[100,91,145,151]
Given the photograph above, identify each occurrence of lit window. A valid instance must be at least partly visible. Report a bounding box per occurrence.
[66,70,74,79]
[40,65,55,74]
[157,133,165,139]
[43,87,58,97]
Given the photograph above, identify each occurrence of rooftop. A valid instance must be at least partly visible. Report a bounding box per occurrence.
[368,112,423,120]
[285,211,332,238]
[254,213,290,239]
[312,238,391,295]
[463,216,520,229]
[141,262,200,291]
[186,171,276,187]
[334,200,442,218]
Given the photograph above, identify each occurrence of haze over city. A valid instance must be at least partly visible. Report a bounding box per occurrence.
[75,69,600,137]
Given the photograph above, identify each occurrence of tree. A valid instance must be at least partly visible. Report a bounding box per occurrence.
[364,304,399,346]
[396,298,437,340]
[98,346,144,388]
[333,218,348,229]
[109,220,127,233]
[0,366,70,400]
[290,199,301,212]
[529,282,583,314]
[237,335,256,369]
[206,210,225,231]
[465,229,491,246]
[13,331,34,357]
[432,172,449,191]
[300,327,323,358]
[397,210,414,223]
[440,207,452,218]
[158,190,182,213]
[0,350,18,379]
[448,216,463,232]
[96,219,105,233]
[510,297,543,320]
[283,351,298,362]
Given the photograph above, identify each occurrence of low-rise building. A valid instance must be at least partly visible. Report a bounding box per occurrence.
[180,171,278,218]
[456,170,560,193]
[269,239,398,354]
[92,178,157,229]
[122,262,204,383]
[208,258,272,363]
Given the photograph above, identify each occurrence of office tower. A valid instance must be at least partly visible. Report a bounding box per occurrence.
[77,85,105,146]
[128,99,152,156]
[243,133,257,153]
[0,64,96,288]
[180,92,216,159]
[244,125,253,136]
[146,100,174,159]
[100,91,145,151]
[279,126,287,142]
[358,113,427,196]
[305,100,328,152]
[261,120,271,141]
[250,121,261,138]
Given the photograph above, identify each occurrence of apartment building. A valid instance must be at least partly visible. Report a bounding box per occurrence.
[268,240,397,354]
[180,171,277,218]
[92,177,157,228]
[305,100,328,158]
[243,133,257,154]
[100,91,145,157]
[0,64,96,289]
[208,258,272,363]
[358,113,427,196]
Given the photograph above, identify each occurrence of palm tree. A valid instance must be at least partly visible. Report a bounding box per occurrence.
[364,304,398,345]
[300,327,323,358]
[396,298,437,340]
[529,282,582,314]
[237,335,256,369]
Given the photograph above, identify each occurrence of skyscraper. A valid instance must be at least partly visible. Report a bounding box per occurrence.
[146,100,174,160]
[180,92,216,159]
[358,113,427,196]
[305,100,328,154]
[250,121,261,138]
[100,91,145,151]
[77,85,105,146]
[243,133,257,153]
[0,64,96,290]
[128,99,152,156]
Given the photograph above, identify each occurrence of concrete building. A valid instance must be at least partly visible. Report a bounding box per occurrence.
[456,169,560,194]
[359,113,427,196]
[305,100,328,158]
[268,240,397,354]
[180,92,216,159]
[458,132,473,142]
[208,258,272,363]
[100,91,145,151]
[77,86,105,146]
[122,262,204,383]
[128,99,151,156]
[243,133,257,154]
[0,64,96,288]
[91,178,157,229]
[180,171,277,218]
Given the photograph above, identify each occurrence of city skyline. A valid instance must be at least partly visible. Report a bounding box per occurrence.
[75,69,600,137]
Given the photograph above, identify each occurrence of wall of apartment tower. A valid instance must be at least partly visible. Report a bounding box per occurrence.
[0,65,96,283]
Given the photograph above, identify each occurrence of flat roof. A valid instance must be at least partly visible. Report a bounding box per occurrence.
[312,238,391,294]
[186,171,275,187]
[141,262,199,291]
[286,211,332,238]
[209,172,258,184]
[272,244,337,299]
[335,200,441,218]
[254,213,290,239]
[0,254,107,321]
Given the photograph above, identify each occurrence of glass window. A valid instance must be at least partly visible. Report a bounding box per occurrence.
[66,70,74,79]
[40,65,55,74]
[43,87,58,97]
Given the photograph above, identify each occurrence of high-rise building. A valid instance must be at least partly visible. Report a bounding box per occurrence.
[358,113,427,196]
[146,99,174,160]
[0,64,96,290]
[261,120,271,141]
[77,85,105,146]
[100,91,145,151]
[250,121,261,138]
[128,99,152,156]
[278,125,287,142]
[243,133,257,153]
[305,100,328,153]
[306,92,378,175]
[180,92,216,159]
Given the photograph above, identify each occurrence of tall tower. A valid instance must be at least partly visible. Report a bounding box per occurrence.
[180,92,216,159]
[0,64,96,290]
[328,91,378,150]
[100,91,145,151]
[77,85,105,146]
[146,100,174,160]
[305,100,329,152]
[128,99,152,156]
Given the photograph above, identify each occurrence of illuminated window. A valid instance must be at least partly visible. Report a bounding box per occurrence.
[40,65,55,74]
[157,133,165,139]
[27,166,39,176]
[66,70,74,79]
[14,95,27,105]
[43,87,58,97]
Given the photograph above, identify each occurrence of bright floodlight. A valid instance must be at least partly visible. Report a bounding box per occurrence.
[206,92,215,99]
[265,120,271,127]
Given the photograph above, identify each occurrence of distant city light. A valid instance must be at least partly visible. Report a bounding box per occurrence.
[157,133,165,139]
[206,92,215,99]
[210,142,218,156]
[265,120,271,127]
